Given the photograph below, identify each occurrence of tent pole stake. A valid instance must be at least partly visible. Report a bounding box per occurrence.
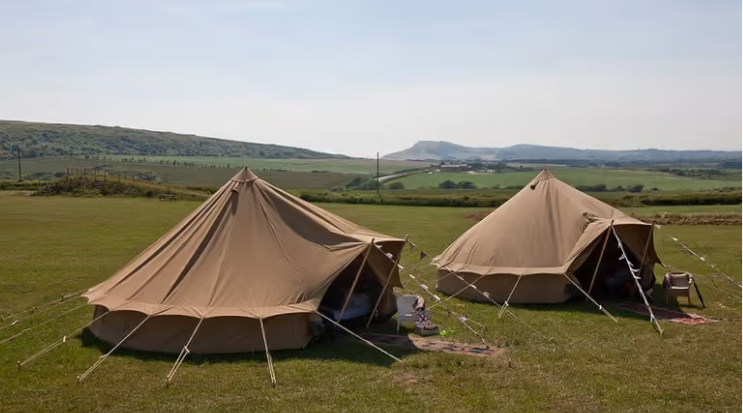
[259,318,277,388]
[166,317,204,383]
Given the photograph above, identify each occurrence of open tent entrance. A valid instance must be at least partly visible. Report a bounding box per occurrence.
[318,250,396,328]
[573,230,654,301]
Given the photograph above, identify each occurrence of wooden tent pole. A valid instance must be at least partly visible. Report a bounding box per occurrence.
[638,220,656,273]
[366,236,407,328]
[587,219,615,296]
[337,238,375,322]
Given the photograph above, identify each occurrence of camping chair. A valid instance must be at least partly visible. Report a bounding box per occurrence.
[663,272,693,306]
[396,294,420,333]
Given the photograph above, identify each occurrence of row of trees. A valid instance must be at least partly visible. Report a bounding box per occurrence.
[438,180,477,189]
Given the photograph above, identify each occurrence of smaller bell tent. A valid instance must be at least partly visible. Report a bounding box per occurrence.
[434,170,661,304]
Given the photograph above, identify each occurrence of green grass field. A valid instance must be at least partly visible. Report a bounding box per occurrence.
[392,169,742,191]
[0,158,365,189]
[102,156,432,175]
[0,197,740,412]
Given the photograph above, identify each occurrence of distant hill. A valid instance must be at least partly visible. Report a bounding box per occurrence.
[384,141,742,163]
[0,120,344,159]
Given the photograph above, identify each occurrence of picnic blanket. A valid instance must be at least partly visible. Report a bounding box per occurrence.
[358,333,505,358]
[616,302,719,325]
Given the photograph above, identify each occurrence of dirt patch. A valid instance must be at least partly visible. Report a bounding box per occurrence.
[358,333,507,358]
[464,210,741,225]
[394,371,423,387]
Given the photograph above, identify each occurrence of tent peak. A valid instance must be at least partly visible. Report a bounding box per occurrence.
[529,169,555,189]
[536,169,555,179]
[232,167,258,183]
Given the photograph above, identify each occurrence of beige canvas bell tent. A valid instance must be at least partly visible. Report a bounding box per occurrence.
[434,170,661,304]
[83,168,405,354]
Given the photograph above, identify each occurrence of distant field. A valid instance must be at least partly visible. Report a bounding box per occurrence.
[0,197,740,412]
[621,204,742,216]
[391,169,741,191]
[0,158,365,190]
[102,156,432,175]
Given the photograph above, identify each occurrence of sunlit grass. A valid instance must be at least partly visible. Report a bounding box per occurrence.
[0,197,740,412]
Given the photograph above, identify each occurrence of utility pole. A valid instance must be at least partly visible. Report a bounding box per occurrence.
[16,146,22,181]
[376,152,380,198]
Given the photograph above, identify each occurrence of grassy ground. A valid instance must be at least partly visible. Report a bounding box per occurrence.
[0,158,365,189]
[0,197,740,412]
[392,169,741,191]
[103,156,432,175]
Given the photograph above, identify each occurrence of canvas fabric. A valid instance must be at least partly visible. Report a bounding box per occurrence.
[434,170,660,304]
[84,168,404,352]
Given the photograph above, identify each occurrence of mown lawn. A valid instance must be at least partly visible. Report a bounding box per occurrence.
[0,197,740,413]
[393,169,741,191]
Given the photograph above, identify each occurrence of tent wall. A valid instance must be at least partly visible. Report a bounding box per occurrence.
[90,306,311,354]
[436,271,572,304]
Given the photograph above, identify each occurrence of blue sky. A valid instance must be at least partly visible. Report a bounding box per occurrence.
[0,0,740,156]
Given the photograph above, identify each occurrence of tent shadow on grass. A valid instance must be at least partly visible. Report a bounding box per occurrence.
[78,318,419,368]
[449,283,700,324]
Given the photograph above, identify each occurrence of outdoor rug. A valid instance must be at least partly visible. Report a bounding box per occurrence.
[357,333,506,358]
[616,302,719,325]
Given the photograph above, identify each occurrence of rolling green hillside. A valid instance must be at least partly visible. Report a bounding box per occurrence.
[384,140,742,163]
[0,120,343,159]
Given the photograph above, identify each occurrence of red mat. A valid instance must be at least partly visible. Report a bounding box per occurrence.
[616,302,719,325]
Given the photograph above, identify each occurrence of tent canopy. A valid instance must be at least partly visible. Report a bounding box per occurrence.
[434,169,660,303]
[83,168,404,352]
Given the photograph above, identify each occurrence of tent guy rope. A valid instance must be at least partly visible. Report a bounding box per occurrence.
[0,303,88,346]
[18,307,119,368]
[366,235,408,328]
[370,243,490,339]
[77,314,153,383]
[655,225,741,290]
[406,240,553,341]
[314,310,402,363]
[0,296,84,333]
[611,227,663,334]
[166,317,204,383]
[1,288,87,322]
[259,318,277,387]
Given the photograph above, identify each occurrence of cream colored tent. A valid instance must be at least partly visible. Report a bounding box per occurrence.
[83,168,405,354]
[434,170,660,304]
